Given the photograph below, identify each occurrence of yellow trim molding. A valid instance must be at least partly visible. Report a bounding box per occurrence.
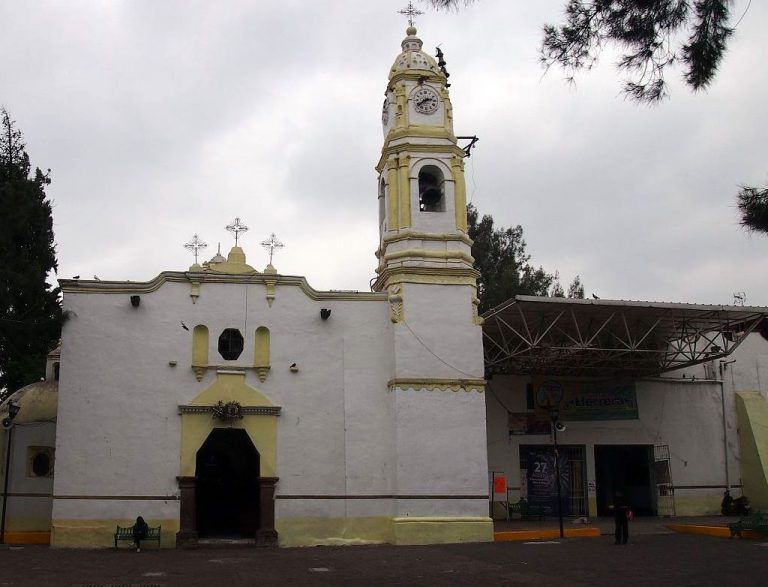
[377,142,464,172]
[388,378,486,393]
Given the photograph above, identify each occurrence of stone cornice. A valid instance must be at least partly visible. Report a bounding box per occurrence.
[383,248,474,264]
[372,266,480,291]
[377,137,464,172]
[382,230,473,246]
[60,272,387,302]
[388,71,446,85]
[388,378,486,393]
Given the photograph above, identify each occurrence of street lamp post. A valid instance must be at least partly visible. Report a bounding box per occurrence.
[549,408,565,539]
[536,382,565,539]
[1,401,21,544]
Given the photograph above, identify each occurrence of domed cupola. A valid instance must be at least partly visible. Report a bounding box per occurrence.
[389,27,443,80]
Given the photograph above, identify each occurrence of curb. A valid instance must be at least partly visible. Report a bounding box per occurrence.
[495,527,601,542]
[667,524,767,540]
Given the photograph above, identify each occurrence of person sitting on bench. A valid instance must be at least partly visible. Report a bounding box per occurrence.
[133,516,149,552]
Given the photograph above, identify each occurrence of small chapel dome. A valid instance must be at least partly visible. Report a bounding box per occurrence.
[0,380,58,424]
[209,251,226,264]
[389,27,442,79]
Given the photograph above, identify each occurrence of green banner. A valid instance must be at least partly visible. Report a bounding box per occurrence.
[559,382,638,421]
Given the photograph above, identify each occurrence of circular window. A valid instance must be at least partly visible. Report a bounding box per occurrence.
[218,328,244,360]
[32,452,52,477]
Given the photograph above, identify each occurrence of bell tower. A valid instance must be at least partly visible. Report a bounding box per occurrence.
[375,25,492,545]
[374,25,476,296]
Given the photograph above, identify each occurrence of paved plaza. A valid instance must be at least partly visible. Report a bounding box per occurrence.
[1,531,766,586]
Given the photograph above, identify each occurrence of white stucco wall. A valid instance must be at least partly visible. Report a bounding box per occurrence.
[53,277,395,527]
[674,332,768,398]
[486,374,738,516]
[0,422,56,531]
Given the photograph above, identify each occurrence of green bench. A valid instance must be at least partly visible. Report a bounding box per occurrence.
[114,524,161,549]
[508,498,545,521]
[728,512,768,538]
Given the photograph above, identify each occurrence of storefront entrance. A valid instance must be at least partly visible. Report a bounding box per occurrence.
[595,444,655,516]
[195,428,260,537]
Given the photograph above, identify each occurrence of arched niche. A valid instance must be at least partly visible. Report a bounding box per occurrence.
[192,325,209,381]
[417,164,445,212]
[254,327,270,382]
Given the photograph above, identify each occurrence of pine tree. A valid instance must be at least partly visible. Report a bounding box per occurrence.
[0,108,61,398]
[428,1,735,103]
[468,203,555,312]
[737,184,768,235]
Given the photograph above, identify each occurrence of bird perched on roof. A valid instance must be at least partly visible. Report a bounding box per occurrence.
[592,293,600,299]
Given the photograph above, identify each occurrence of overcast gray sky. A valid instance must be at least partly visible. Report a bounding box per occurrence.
[2,0,766,306]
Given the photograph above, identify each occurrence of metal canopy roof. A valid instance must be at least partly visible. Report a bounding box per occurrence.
[482,296,768,378]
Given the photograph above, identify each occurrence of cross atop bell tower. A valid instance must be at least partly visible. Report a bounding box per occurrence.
[397,1,423,27]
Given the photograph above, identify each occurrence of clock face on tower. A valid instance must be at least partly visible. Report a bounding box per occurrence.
[382,98,389,125]
[412,87,439,114]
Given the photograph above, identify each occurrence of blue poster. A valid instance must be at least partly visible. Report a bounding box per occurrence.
[525,446,571,516]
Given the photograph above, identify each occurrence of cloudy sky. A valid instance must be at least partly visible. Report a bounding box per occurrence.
[2,0,766,306]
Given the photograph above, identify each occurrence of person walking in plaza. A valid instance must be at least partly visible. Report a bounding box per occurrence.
[132,516,149,552]
[611,491,631,545]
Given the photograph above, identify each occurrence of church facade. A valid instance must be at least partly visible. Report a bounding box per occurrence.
[41,25,492,548]
[3,24,767,550]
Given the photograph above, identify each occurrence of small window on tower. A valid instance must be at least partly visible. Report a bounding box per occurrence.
[378,178,386,228]
[418,166,444,212]
[218,328,244,360]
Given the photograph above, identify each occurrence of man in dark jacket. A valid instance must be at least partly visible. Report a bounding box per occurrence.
[612,492,630,545]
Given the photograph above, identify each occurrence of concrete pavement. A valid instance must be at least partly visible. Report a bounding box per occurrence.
[1,530,766,586]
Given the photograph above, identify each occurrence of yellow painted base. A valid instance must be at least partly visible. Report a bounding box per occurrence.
[668,524,767,540]
[51,519,180,548]
[1,531,51,545]
[666,524,731,538]
[494,527,600,542]
[276,516,392,547]
[391,516,494,545]
[490,501,507,519]
[277,516,494,547]
[736,392,768,511]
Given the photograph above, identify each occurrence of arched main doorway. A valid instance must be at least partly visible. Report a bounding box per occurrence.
[195,428,260,537]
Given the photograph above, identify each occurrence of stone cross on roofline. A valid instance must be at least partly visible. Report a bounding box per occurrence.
[261,233,284,265]
[398,1,423,27]
[183,234,208,264]
[226,217,249,246]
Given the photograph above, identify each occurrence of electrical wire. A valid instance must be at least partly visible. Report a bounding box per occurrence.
[401,319,481,379]
[734,0,752,28]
